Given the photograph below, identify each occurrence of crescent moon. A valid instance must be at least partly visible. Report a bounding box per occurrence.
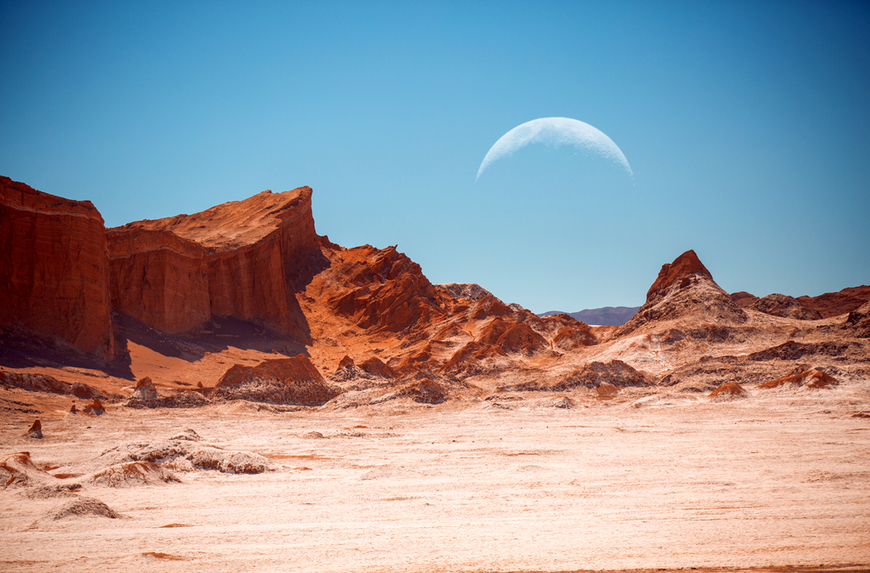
[476,117,633,181]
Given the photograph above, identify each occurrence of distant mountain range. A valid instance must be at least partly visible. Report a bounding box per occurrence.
[539,306,641,326]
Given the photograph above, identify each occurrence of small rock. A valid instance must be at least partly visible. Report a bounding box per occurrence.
[709,382,747,399]
[25,420,43,439]
[133,377,158,400]
[83,398,105,415]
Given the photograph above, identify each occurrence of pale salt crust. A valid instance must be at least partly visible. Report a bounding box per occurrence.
[1,380,869,572]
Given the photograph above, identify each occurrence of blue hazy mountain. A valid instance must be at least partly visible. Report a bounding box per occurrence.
[538,306,640,326]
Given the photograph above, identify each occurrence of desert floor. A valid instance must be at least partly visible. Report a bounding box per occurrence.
[2,382,869,573]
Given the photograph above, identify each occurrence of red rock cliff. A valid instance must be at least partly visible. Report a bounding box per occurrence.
[109,187,319,338]
[0,176,114,358]
[107,228,209,333]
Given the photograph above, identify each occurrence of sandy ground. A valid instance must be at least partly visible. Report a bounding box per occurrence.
[2,382,869,573]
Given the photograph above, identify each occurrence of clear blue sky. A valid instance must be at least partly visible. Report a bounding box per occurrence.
[2,1,868,313]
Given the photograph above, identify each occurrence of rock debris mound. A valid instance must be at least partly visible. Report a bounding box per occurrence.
[759,364,838,390]
[709,382,747,400]
[211,355,341,406]
[43,496,125,521]
[90,461,181,487]
[96,430,270,474]
[1,452,82,497]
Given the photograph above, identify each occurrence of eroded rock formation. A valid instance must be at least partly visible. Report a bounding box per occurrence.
[616,249,746,336]
[0,177,114,358]
[109,188,321,338]
[211,355,340,406]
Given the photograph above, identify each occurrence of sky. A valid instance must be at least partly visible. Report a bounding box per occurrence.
[2,1,869,313]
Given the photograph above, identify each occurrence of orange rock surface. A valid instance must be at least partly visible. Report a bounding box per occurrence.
[645,249,714,304]
[109,187,320,338]
[107,228,209,333]
[211,355,340,405]
[759,364,838,389]
[0,177,114,358]
[709,382,746,398]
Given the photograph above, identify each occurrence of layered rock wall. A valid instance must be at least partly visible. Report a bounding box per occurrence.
[108,188,320,337]
[0,177,114,358]
[107,228,210,333]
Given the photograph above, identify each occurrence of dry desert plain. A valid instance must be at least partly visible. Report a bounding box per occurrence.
[2,380,870,572]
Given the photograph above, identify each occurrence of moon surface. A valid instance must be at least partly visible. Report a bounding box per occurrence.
[476,117,633,180]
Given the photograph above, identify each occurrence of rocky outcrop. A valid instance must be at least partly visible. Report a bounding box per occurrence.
[477,319,549,356]
[394,377,448,404]
[553,360,651,390]
[0,177,114,358]
[797,285,870,318]
[748,340,856,361]
[25,419,43,439]
[616,250,746,336]
[502,360,651,392]
[749,293,822,320]
[843,300,870,338]
[441,341,507,376]
[436,283,494,301]
[758,364,837,389]
[733,287,870,318]
[109,187,321,338]
[326,245,443,333]
[551,325,597,351]
[0,371,103,399]
[83,398,106,415]
[730,291,759,308]
[645,249,714,305]
[132,377,158,400]
[359,356,398,379]
[211,355,340,405]
[709,382,746,399]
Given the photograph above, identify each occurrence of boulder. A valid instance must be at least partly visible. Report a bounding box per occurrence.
[83,398,106,415]
[71,382,104,400]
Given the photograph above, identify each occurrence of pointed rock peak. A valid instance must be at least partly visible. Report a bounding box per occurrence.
[646,250,716,303]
